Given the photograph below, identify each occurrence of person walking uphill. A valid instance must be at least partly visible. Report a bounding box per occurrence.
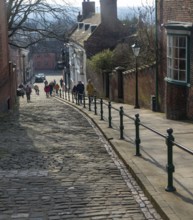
[86,79,94,102]
[54,83,60,96]
[25,85,32,102]
[44,84,50,98]
[60,78,64,88]
[76,81,84,104]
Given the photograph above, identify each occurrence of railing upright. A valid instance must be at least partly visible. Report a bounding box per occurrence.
[89,96,91,111]
[68,89,70,101]
[65,90,67,100]
[76,92,78,105]
[100,98,104,120]
[94,96,97,115]
[72,93,74,103]
[165,128,176,192]
[119,106,124,140]
[108,101,112,128]
[83,94,86,108]
[135,114,141,156]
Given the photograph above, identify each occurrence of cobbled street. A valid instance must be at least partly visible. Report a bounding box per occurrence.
[0,75,162,220]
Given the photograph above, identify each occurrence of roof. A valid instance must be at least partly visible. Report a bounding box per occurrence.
[70,14,101,46]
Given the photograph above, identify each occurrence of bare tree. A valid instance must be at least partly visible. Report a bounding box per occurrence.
[6,0,78,48]
[133,0,156,63]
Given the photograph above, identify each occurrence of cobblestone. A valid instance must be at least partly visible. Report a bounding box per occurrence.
[0,75,162,219]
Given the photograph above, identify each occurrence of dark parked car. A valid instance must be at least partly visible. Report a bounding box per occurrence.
[35,75,44,83]
[37,73,46,80]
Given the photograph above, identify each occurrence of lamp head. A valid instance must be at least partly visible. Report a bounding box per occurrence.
[131,43,140,57]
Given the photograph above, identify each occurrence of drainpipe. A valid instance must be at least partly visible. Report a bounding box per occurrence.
[155,0,159,111]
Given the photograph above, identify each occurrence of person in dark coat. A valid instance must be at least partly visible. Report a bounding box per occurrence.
[76,81,84,104]
[25,85,32,102]
[60,78,64,88]
[72,85,77,101]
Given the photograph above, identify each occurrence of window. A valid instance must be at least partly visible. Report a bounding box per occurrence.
[167,35,187,83]
[165,21,192,85]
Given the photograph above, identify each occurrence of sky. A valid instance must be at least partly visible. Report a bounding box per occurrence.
[70,0,154,7]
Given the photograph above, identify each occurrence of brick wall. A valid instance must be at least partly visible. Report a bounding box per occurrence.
[33,53,56,70]
[0,1,16,112]
[0,1,9,70]
[158,0,193,119]
[123,65,156,109]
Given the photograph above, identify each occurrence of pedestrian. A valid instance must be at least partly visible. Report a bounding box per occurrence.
[60,78,64,88]
[76,81,84,104]
[49,81,54,96]
[44,80,48,86]
[72,84,77,100]
[54,83,60,96]
[44,84,50,98]
[18,83,25,98]
[86,79,94,102]
[25,84,32,102]
[33,84,39,95]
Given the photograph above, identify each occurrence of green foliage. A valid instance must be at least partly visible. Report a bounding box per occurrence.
[90,49,114,73]
[112,43,131,68]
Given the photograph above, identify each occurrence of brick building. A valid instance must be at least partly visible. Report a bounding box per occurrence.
[68,0,130,90]
[33,53,56,71]
[157,0,193,120]
[0,0,17,112]
[32,40,63,72]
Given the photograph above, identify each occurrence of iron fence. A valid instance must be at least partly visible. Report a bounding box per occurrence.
[57,91,193,192]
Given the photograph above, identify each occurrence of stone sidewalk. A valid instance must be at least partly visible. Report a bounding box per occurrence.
[56,94,193,220]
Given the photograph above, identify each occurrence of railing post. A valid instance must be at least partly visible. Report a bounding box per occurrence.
[100,98,104,120]
[68,89,70,101]
[165,128,176,192]
[59,89,61,98]
[75,93,78,105]
[72,93,74,103]
[94,96,97,115]
[83,94,86,108]
[65,89,67,100]
[89,95,91,111]
[135,114,141,156]
[108,101,112,128]
[119,106,124,140]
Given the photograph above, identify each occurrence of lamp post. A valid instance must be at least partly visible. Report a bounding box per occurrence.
[62,44,70,91]
[22,54,26,84]
[131,43,140,109]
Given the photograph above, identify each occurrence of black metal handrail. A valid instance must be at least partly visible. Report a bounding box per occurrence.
[56,94,193,192]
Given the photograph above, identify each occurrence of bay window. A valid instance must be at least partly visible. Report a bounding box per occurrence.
[165,21,191,85]
[167,35,187,83]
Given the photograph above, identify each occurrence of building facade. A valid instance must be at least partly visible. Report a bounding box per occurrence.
[33,53,56,71]
[68,0,129,90]
[158,0,193,120]
[0,0,17,112]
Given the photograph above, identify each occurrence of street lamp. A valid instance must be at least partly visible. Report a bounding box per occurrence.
[62,44,70,91]
[22,54,26,84]
[131,43,140,109]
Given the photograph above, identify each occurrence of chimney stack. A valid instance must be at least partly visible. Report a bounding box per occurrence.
[82,0,95,19]
[100,0,117,24]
